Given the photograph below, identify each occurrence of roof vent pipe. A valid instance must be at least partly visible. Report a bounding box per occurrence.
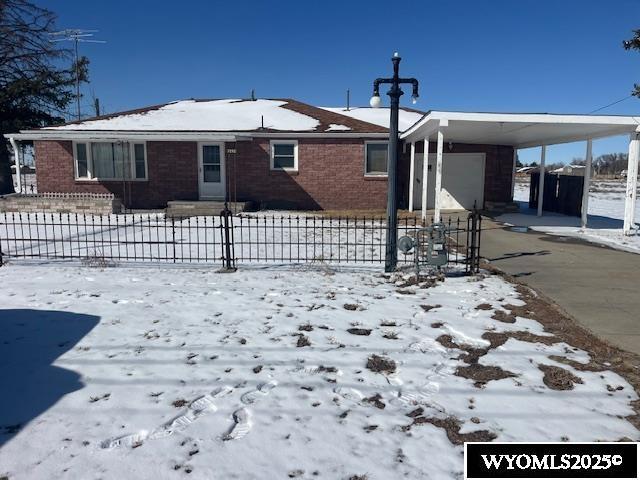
[346,89,350,111]
[251,89,256,101]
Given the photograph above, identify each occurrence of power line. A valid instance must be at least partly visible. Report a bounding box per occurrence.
[587,94,633,114]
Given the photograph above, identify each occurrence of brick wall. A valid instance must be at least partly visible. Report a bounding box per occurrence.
[35,140,198,209]
[0,193,120,214]
[227,138,388,210]
[34,138,514,211]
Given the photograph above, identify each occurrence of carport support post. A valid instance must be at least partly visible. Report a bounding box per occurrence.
[421,138,429,224]
[511,148,517,200]
[537,145,546,217]
[9,137,21,193]
[581,139,593,229]
[434,127,444,223]
[408,142,415,212]
[623,132,640,235]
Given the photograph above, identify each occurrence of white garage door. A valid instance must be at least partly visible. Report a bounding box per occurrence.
[412,153,485,210]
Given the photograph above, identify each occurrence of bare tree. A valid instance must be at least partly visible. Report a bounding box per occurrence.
[0,0,89,194]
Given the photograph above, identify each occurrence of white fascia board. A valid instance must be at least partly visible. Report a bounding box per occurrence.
[431,111,640,126]
[401,111,640,141]
[401,113,437,139]
[6,131,389,141]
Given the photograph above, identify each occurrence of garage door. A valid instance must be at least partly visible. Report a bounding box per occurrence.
[412,153,485,210]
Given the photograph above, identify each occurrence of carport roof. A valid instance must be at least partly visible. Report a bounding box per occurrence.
[401,111,640,148]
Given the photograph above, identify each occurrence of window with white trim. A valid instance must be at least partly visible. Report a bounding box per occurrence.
[270,140,298,171]
[365,142,388,176]
[74,141,147,180]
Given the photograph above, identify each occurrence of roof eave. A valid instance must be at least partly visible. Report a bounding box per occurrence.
[5,130,390,141]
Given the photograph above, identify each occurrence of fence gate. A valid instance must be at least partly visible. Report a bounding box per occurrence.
[529,172,583,217]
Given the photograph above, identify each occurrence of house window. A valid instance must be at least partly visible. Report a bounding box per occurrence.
[134,143,147,179]
[270,140,298,171]
[365,142,388,176]
[73,141,147,181]
[75,143,89,178]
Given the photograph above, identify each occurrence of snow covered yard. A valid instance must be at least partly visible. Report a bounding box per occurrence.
[499,179,640,253]
[0,264,638,479]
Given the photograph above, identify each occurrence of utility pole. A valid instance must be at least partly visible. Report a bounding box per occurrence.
[369,53,419,272]
[49,29,105,120]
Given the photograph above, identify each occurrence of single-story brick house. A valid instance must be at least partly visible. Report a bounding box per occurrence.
[6,98,640,223]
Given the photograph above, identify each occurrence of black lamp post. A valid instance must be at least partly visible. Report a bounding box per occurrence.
[370,53,419,272]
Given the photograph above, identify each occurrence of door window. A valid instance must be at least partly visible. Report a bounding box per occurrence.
[202,145,221,183]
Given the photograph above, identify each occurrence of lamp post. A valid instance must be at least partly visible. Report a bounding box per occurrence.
[370,53,419,272]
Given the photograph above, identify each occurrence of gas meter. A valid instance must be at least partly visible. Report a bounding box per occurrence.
[398,222,449,273]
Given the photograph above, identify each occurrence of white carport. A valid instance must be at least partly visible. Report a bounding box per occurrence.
[401,111,640,235]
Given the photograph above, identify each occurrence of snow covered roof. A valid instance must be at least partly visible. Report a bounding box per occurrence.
[321,107,425,132]
[552,165,585,173]
[13,99,389,138]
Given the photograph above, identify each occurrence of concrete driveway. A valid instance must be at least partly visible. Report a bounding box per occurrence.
[480,218,640,355]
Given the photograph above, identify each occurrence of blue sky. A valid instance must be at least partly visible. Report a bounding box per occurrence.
[40,0,640,164]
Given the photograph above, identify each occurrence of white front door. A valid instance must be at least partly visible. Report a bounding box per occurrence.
[198,143,225,199]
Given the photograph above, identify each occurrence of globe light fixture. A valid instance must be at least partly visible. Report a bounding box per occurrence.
[369,94,381,108]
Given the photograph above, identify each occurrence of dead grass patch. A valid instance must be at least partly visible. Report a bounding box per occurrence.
[475,303,492,311]
[363,393,386,410]
[539,364,583,390]
[347,328,371,336]
[296,335,311,348]
[402,415,496,444]
[435,331,562,387]
[491,309,516,323]
[366,355,397,374]
[421,304,442,312]
[455,364,516,388]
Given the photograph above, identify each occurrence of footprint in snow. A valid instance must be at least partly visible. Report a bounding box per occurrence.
[406,338,447,354]
[333,387,364,403]
[149,409,206,439]
[391,382,440,408]
[101,430,149,449]
[241,380,278,405]
[223,408,252,441]
[294,365,343,377]
[102,386,233,448]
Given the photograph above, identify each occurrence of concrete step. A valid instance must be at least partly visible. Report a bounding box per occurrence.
[483,201,520,215]
[166,201,244,218]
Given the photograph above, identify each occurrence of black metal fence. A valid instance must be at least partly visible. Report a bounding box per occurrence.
[0,210,482,272]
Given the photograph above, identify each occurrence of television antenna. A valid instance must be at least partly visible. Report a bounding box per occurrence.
[50,29,106,120]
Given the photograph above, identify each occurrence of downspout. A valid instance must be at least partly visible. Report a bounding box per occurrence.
[9,136,22,194]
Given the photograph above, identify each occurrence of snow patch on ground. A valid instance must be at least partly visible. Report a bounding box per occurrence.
[498,180,640,253]
[0,265,637,479]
